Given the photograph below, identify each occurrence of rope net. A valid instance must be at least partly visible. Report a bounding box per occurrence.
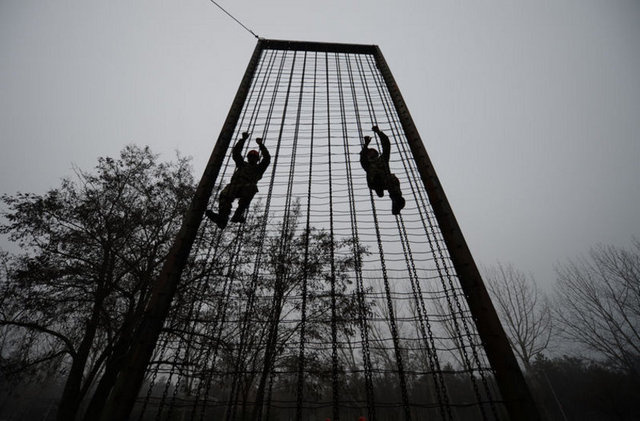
[134,45,506,420]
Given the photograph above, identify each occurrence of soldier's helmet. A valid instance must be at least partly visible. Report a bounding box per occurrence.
[247,150,260,164]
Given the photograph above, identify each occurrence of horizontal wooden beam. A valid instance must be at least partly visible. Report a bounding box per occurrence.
[259,38,377,55]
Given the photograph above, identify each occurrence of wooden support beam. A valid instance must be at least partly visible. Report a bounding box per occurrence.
[99,40,266,421]
[372,45,540,421]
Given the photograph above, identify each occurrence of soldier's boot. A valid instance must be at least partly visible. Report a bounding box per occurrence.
[230,209,246,223]
[391,196,405,215]
[205,210,228,229]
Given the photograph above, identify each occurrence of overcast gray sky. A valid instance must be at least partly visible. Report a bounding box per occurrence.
[1,0,639,287]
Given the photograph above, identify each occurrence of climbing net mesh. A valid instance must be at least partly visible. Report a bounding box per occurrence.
[135,45,506,420]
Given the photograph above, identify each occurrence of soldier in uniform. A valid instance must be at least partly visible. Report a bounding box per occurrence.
[206,132,271,229]
[360,126,405,215]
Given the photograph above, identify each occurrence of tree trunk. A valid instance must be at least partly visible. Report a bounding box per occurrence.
[81,317,136,420]
[82,280,150,421]
[56,292,105,421]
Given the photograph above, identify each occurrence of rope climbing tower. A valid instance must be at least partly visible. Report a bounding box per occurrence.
[101,39,539,421]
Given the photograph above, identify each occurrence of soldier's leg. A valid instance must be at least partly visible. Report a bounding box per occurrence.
[368,173,385,197]
[231,185,258,223]
[206,184,236,228]
[218,184,237,220]
[386,174,405,215]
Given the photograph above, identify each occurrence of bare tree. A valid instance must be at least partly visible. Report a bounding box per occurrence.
[483,263,552,372]
[554,240,640,375]
[0,145,195,421]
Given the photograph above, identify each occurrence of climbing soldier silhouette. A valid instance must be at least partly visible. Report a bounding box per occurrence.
[206,132,270,229]
[360,126,405,215]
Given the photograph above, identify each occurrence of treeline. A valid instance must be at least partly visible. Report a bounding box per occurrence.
[481,243,640,420]
[2,356,637,420]
[0,146,638,420]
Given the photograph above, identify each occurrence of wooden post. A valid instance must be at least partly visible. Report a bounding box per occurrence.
[99,40,265,421]
[372,46,540,420]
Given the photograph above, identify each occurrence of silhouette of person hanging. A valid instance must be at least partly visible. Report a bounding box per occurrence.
[360,126,405,215]
[206,132,270,228]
